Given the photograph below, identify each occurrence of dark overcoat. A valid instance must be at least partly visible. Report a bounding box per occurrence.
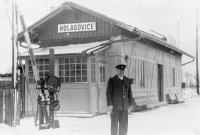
[106,75,133,110]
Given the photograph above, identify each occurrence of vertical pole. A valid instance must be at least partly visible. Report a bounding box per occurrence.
[178,22,179,48]
[49,49,55,128]
[15,2,21,126]
[11,1,16,127]
[12,0,14,90]
[196,1,200,95]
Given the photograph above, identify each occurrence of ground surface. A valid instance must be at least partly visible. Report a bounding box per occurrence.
[0,88,200,135]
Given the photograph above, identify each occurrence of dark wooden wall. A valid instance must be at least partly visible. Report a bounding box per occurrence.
[38,9,121,46]
[0,81,13,126]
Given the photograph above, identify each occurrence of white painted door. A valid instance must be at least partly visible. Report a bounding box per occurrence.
[98,63,107,113]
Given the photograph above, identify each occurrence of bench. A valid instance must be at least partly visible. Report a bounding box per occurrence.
[166,94,179,104]
[132,95,166,112]
[175,93,184,103]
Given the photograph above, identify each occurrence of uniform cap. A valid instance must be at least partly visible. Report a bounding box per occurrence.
[115,64,126,69]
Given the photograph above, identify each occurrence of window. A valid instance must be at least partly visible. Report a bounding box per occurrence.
[28,59,49,83]
[91,57,96,83]
[100,66,105,83]
[140,60,145,88]
[58,57,87,83]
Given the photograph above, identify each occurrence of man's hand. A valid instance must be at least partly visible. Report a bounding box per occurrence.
[107,105,113,113]
[129,106,133,112]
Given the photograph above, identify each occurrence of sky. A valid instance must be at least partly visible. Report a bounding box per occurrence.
[0,0,198,74]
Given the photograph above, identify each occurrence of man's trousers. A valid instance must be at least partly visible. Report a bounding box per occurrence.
[110,110,128,135]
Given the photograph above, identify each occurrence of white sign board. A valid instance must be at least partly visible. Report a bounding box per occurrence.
[58,22,96,33]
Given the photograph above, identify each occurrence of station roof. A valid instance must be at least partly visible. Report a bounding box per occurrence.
[19,40,110,59]
[18,1,194,60]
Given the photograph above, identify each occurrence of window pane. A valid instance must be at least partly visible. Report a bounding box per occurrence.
[91,70,95,75]
[100,67,102,74]
[29,72,33,77]
[45,65,49,70]
[59,59,64,64]
[76,70,81,76]
[70,64,75,70]
[91,57,95,63]
[65,64,69,70]
[76,64,81,70]
[65,71,69,76]
[39,72,43,77]
[103,75,105,82]
[82,64,87,69]
[39,59,44,64]
[39,65,43,70]
[82,76,87,82]
[45,72,49,76]
[65,58,69,63]
[45,59,49,64]
[29,66,32,71]
[70,58,75,63]
[70,70,75,76]
[65,77,69,82]
[76,58,81,63]
[59,65,64,70]
[59,71,64,76]
[71,77,75,82]
[82,57,87,63]
[76,77,81,82]
[91,64,95,69]
[103,67,105,74]
[82,70,87,75]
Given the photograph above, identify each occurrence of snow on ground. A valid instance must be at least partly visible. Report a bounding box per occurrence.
[183,88,198,99]
[0,88,200,135]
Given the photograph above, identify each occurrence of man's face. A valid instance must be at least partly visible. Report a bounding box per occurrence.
[116,68,125,77]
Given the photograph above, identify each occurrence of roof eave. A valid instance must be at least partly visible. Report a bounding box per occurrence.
[132,29,194,59]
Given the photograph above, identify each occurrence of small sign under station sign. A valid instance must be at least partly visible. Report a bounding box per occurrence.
[58,22,96,33]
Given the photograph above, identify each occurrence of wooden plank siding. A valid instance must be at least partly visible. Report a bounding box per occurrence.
[38,9,121,47]
[107,39,182,102]
[25,83,90,114]
[4,88,14,126]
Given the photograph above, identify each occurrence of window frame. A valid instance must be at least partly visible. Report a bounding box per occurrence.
[58,57,88,83]
[28,58,49,83]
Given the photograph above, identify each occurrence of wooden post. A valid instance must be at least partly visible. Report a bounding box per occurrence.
[196,2,199,95]
[16,67,22,126]
[49,48,55,128]
[0,88,3,123]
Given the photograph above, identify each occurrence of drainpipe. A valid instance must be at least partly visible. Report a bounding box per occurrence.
[182,57,195,66]
[109,34,143,44]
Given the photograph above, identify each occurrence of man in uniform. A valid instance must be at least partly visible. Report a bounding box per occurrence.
[106,64,133,135]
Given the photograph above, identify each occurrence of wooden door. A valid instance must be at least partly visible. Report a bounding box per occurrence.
[98,63,107,113]
[158,64,164,102]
